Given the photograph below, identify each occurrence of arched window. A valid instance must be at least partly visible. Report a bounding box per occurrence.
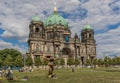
[62,48,71,55]
[47,45,50,52]
[35,27,39,32]
[56,32,60,38]
[50,32,53,39]
[47,32,52,39]
[89,34,92,38]
[59,33,61,38]
[36,44,39,51]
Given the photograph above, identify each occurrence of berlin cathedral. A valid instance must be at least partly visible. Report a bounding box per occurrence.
[28,5,96,65]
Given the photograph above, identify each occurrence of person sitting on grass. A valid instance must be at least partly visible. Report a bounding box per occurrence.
[6,69,13,80]
[20,75,28,81]
[42,55,59,78]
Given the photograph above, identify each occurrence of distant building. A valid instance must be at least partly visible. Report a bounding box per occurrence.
[27,5,96,65]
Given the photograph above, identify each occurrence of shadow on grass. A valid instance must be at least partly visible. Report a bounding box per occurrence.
[106,70,120,72]
[2,80,29,83]
[8,80,25,83]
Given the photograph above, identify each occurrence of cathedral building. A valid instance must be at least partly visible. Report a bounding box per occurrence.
[28,6,96,65]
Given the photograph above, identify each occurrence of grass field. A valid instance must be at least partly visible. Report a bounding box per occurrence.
[1,67,120,83]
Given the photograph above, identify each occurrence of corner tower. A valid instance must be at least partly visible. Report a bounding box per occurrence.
[80,23,96,65]
[28,15,45,63]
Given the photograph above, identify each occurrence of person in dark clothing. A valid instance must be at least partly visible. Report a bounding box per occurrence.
[6,70,13,80]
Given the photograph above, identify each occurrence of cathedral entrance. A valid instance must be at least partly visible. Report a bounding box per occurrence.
[32,51,43,58]
[62,48,71,57]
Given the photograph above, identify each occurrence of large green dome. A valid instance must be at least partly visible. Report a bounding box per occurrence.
[44,12,68,28]
[82,24,92,30]
[32,16,41,22]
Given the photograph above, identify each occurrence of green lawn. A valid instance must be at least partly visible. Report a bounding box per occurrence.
[1,68,120,83]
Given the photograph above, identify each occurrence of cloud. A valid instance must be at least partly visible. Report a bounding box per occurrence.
[0,0,120,58]
[0,39,27,53]
[95,25,120,58]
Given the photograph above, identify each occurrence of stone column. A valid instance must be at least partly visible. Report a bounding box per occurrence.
[64,56,68,68]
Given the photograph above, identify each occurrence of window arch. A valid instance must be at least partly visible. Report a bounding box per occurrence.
[47,45,50,52]
[36,44,39,51]
[89,33,92,38]
[35,27,39,32]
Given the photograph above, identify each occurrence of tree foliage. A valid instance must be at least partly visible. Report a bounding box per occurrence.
[0,48,22,60]
[0,57,2,67]
[111,56,120,65]
[97,58,104,66]
[54,59,59,66]
[67,58,74,65]
[85,59,91,66]
[104,56,111,67]
[3,55,13,67]
[15,55,24,67]
[34,57,42,67]
[43,60,48,65]
[26,55,33,66]
[0,48,22,67]
[60,58,65,65]
[93,58,97,65]
[75,58,80,66]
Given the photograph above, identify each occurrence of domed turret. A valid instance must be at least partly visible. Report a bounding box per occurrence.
[32,15,41,22]
[82,23,93,30]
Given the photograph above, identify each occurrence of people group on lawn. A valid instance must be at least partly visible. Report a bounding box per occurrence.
[0,55,59,81]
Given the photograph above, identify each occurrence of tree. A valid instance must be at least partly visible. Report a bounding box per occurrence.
[97,58,104,67]
[75,58,80,66]
[43,60,48,65]
[85,59,91,66]
[93,58,98,66]
[60,58,65,65]
[34,57,42,67]
[111,56,120,65]
[67,58,74,66]
[111,57,117,65]
[26,55,33,66]
[54,59,59,66]
[0,48,22,60]
[15,55,24,67]
[3,55,13,67]
[0,48,22,67]
[0,57,2,67]
[104,56,111,67]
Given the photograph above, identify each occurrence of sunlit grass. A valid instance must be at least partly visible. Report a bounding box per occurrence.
[1,67,120,83]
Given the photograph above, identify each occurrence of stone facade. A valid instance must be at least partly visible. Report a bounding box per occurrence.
[27,7,96,65]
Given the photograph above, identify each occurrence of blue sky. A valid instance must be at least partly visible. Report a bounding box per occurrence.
[0,0,120,58]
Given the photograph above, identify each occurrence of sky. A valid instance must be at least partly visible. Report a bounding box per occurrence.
[0,0,120,58]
